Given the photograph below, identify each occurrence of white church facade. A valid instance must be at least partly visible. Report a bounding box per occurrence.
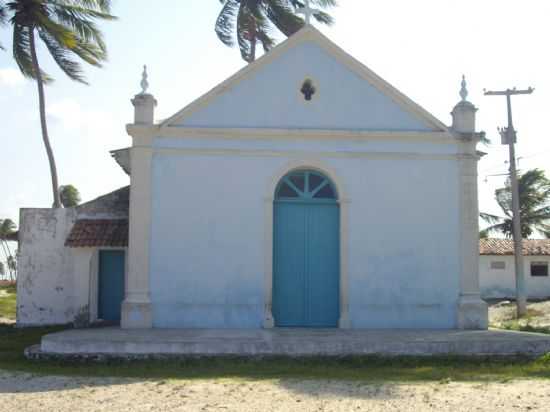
[17,26,488,330]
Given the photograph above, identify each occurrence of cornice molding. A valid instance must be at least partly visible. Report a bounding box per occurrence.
[141,126,456,144]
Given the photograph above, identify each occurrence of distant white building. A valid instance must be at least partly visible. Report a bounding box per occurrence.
[480,239,550,299]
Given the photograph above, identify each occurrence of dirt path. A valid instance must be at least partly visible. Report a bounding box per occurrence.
[1,370,550,411]
[490,300,550,328]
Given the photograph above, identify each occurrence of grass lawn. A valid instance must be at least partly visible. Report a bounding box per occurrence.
[2,283,550,382]
[0,282,16,321]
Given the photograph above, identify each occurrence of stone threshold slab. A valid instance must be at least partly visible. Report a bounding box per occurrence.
[31,328,550,358]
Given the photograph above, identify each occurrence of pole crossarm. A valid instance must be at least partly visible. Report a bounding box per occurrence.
[484,88,534,96]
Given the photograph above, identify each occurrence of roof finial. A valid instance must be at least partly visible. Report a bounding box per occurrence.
[297,0,320,25]
[460,74,468,102]
[140,65,149,94]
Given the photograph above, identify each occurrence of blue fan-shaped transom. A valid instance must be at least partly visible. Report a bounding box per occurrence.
[275,170,337,201]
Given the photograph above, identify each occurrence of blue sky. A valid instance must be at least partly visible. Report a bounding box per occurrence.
[0,0,549,232]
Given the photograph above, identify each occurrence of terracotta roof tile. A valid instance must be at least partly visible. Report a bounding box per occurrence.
[65,219,128,248]
[480,238,550,256]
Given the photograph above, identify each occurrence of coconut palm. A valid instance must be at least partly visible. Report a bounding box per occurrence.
[6,255,16,280]
[481,169,550,239]
[4,0,115,207]
[59,184,81,207]
[0,219,16,279]
[215,0,336,62]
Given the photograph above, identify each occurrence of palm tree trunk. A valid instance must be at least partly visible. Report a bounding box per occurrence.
[0,241,13,279]
[29,28,61,208]
[4,241,15,280]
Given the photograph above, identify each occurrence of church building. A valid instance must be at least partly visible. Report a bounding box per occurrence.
[16,25,488,330]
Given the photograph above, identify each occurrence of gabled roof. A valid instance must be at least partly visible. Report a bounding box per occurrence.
[480,238,550,256]
[63,186,130,248]
[160,25,449,133]
[76,186,129,219]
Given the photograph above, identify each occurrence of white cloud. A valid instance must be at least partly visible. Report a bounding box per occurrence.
[47,99,87,129]
[0,68,25,88]
[47,98,119,137]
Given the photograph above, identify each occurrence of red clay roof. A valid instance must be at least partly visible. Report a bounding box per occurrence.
[65,219,128,248]
[480,238,550,256]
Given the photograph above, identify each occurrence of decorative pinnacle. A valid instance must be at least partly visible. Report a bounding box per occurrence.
[460,74,468,102]
[140,65,149,94]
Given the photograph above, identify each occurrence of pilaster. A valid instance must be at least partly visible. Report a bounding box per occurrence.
[121,141,153,328]
[457,143,488,329]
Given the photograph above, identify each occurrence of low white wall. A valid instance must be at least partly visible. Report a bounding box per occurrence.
[16,208,94,326]
[480,255,550,299]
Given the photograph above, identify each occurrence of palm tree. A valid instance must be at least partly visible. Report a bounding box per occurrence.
[215,0,336,63]
[0,219,17,280]
[4,0,115,208]
[59,184,81,207]
[6,255,16,280]
[481,169,550,238]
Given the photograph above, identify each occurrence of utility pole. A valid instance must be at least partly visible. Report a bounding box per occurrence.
[484,87,534,317]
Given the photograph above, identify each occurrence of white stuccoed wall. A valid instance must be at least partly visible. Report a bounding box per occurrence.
[148,135,462,329]
[125,28,486,329]
[17,208,93,326]
[480,255,550,299]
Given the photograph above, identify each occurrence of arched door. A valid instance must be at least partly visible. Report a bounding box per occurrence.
[273,170,340,327]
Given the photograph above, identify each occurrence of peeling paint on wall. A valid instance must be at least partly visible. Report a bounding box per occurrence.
[16,208,80,326]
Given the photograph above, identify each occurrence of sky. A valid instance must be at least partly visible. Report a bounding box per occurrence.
[0,0,549,235]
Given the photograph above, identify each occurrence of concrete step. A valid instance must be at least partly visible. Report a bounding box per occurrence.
[32,327,550,358]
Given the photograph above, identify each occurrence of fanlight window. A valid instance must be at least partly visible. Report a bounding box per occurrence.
[276,170,337,200]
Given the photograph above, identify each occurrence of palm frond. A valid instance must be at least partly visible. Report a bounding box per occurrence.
[0,218,16,236]
[35,11,78,49]
[216,0,336,62]
[480,212,503,224]
[12,23,51,82]
[0,1,7,50]
[482,223,513,238]
[55,0,113,14]
[215,0,240,47]
[8,0,114,83]
[48,3,114,53]
[38,28,86,83]
[236,4,256,62]
[263,0,303,36]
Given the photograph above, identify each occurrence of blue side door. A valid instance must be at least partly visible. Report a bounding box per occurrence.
[98,250,125,322]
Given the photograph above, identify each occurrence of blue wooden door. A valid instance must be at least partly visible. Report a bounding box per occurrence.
[273,170,340,327]
[98,250,125,322]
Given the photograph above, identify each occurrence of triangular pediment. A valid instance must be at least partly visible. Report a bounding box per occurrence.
[162,26,448,133]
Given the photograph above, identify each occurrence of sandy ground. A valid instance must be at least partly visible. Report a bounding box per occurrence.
[1,370,550,412]
[490,300,550,328]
